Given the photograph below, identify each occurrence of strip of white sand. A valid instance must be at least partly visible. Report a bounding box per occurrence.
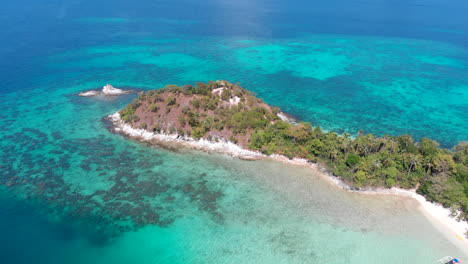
[108,112,468,249]
[268,153,468,249]
[108,112,263,160]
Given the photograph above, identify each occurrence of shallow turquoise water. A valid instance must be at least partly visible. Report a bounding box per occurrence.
[1,0,468,262]
[0,76,466,262]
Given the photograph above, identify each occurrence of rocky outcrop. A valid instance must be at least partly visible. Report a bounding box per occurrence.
[79,84,138,97]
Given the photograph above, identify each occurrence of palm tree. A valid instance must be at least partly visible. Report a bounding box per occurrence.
[406,153,422,176]
[343,133,352,155]
[355,158,372,173]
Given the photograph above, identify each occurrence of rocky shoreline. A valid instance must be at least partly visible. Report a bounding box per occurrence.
[108,111,468,249]
[107,112,264,160]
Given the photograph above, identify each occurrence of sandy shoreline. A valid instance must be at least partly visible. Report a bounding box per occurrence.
[108,112,468,249]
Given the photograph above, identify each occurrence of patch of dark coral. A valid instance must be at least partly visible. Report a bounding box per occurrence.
[0,127,226,244]
[175,172,225,224]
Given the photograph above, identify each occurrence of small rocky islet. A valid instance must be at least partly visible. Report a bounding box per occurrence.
[115,80,468,223]
[79,84,139,97]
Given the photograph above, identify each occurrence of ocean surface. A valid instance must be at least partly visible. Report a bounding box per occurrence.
[1,0,467,263]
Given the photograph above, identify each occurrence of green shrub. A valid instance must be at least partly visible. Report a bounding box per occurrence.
[192,128,205,139]
[187,112,199,127]
[191,99,201,108]
[385,178,396,188]
[149,103,159,112]
[345,154,360,167]
[178,116,186,126]
[165,95,177,106]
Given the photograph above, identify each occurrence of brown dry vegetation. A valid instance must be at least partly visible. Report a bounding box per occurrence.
[120,80,280,147]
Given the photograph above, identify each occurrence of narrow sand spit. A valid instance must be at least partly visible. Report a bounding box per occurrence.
[108,112,468,250]
[268,154,468,251]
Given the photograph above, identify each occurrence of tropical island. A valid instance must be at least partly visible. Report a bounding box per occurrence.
[110,80,468,224]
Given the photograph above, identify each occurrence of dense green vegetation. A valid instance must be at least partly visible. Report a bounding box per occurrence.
[249,121,468,220]
[120,81,468,221]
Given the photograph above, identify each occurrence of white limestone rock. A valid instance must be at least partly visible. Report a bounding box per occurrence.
[79,84,135,97]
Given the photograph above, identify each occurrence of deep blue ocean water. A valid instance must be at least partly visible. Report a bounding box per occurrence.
[1,0,467,263]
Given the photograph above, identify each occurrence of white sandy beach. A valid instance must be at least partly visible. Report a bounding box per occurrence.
[108,112,468,251]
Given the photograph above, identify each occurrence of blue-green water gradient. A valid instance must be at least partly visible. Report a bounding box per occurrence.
[1,0,467,263]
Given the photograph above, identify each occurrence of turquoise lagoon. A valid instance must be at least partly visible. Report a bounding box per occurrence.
[1,0,468,263]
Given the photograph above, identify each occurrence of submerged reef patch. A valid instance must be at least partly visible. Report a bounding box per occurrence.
[0,128,226,244]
